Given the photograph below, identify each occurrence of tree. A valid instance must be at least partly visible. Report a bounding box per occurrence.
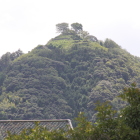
[86,35,98,42]
[94,101,139,139]
[56,23,69,34]
[10,49,23,61]
[104,38,119,48]
[119,82,140,131]
[68,112,95,139]
[71,23,83,33]
[0,52,11,71]
[5,102,139,140]
[79,31,89,39]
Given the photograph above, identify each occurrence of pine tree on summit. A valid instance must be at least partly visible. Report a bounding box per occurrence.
[71,23,83,34]
[56,22,69,34]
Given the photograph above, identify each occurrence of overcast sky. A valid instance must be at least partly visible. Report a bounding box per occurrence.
[0,0,140,57]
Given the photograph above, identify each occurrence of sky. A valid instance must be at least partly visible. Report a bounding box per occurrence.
[0,0,140,57]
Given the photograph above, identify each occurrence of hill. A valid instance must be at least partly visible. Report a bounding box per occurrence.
[0,23,140,121]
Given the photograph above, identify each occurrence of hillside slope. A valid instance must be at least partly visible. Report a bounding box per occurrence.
[0,34,140,121]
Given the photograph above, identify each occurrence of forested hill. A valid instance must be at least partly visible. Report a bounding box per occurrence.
[0,23,140,121]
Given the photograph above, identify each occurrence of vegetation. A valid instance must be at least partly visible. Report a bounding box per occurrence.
[71,23,83,34]
[119,82,140,131]
[0,23,140,124]
[5,83,140,139]
[56,23,69,34]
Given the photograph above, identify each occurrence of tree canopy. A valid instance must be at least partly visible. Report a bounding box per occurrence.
[0,23,140,126]
[71,22,83,33]
[5,84,140,139]
[119,83,140,131]
[56,22,69,34]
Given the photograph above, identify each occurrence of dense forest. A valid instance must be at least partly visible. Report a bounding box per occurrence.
[0,22,140,123]
[5,84,140,139]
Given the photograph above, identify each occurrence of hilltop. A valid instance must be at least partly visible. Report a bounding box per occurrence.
[0,23,140,121]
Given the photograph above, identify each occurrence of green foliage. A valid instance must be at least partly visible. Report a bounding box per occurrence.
[56,23,69,34]
[0,72,5,86]
[119,83,140,131]
[79,30,89,39]
[104,38,120,48]
[1,23,140,139]
[71,23,83,33]
[94,101,139,140]
[86,35,98,42]
[5,99,140,140]
[1,24,140,125]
